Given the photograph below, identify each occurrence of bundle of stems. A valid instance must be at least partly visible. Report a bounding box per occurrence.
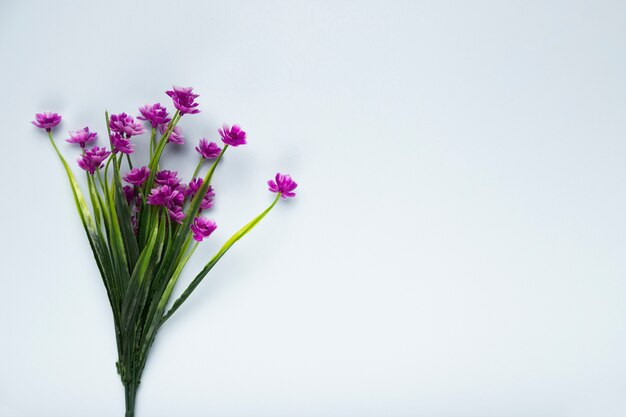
[32,87,297,416]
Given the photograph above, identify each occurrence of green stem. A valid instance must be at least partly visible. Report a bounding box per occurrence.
[150,127,156,157]
[191,158,204,179]
[160,192,281,324]
[124,382,137,417]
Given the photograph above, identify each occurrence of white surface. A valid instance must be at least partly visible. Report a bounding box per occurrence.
[1,0,626,416]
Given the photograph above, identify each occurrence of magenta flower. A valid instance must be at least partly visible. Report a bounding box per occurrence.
[78,146,111,174]
[195,139,221,159]
[111,133,134,154]
[147,185,180,207]
[200,186,215,211]
[158,124,184,144]
[165,86,200,115]
[218,124,247,147]
[123,166,150,186]
[185,178,203,198]
[123,185,135,203]
[155,170,181,188]
[268,173,298,198]
[167,206,186,224]
[32,112,62,131]
[190,217,217,242]
[109,113,145,137]
[138,103,171,128]
[65,127,97,148]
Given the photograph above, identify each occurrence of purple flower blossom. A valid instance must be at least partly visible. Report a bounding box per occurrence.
[155,170,181,188]
[32,112,62,131]
[158,124,184,144]
[78,146,111,174]
[147,185,180,207]
[65,127,97,148]
[165,86,200,115]
[218,124,247,147]
[167,206,186,224]
[123,166,150,186]
[123,185,135,203]
[190,217,217,242]
[268,173,298,198]
[138,103,171,128]
[200,186,215,211]
[195,139,221,159]
[185,178,203,198]
[111,133,134,154]
[109,113,145,137]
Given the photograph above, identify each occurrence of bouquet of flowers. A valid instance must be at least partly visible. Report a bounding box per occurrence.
[32,86,297,416]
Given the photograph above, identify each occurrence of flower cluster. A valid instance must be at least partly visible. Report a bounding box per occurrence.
[33,85,298,417]
[33,85,298,242]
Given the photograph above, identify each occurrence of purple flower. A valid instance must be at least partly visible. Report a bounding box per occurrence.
[190,217,217,242]
[155,170,181,188]
[78,146,111,174]
[158,124,185,144]
[138,103,171,128]
[147,185,180,207]
[185,178,203,198]
[218,124,247,147]
[268,173,298,198]
[165,86,200,115]
[32,112,62,131]
[123,185,135,203]
[111,133,134,154]
[167,206,186,224]
[65,127,97,148]
[195,139,221,159]
[123,166,150,186]
[200,186,215,211]
[109,113,145,137]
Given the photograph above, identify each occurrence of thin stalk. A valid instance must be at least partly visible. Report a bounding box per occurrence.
[191,157,203,179]
[161,192,281,324]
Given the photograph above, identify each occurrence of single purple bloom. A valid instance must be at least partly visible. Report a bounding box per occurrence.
[138,103,171,128]
[200,186,215,211]
[123,166,150,186]
[147,185,180,207]
[32,112,62,132]
[195,139,221,159]
[78,146,111,175]
[65,127,97,148]
[268,173,298,198]
[190,217,217,242]
[218,124,247,147]
[167,206,186,224]
[155,170,181,188]
[158,124,185,144]
[185,178,203,198]
[109,113,145,137]
[123,185,135,203]
[111,133,134,154]
[165,86,200,115]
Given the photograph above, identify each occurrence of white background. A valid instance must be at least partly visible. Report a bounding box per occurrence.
[1,0,626,416]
